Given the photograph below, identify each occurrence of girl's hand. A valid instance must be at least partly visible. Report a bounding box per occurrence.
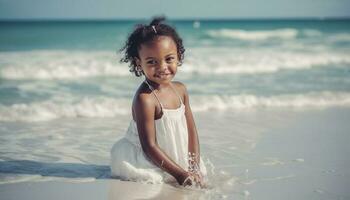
[176,171,192,186]
[180,171,206,188]
[191,171,207,188]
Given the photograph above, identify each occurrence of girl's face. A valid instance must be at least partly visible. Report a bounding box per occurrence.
[136,36,179,85]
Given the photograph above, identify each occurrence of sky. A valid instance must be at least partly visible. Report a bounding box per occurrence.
[0,0,350,20]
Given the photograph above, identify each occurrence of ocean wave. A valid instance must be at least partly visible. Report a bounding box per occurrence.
[302,29,323,37]
[1,49,349,80]
[1,92,349,122]
[328,33,350,43]
[0,50,128,80]
[0,97,130,122]
[190,92,350,112]
[206,28,298,41]
[184,49,350,74]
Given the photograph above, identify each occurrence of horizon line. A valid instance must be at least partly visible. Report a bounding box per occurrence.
[1,16,350,22]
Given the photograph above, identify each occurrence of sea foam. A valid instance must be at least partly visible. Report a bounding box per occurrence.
[190,92,350,111]
[184,49,350,75]
[0,50,128,80]
[206,28,298,41]
[0,97,130,122]
[1,92,349,122]
[1,49,349,80]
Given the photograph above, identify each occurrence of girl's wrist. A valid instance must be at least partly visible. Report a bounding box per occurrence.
[188,152,200,173]
[176,170,191,185]
[188,151,200,163]
[181,174,193,186]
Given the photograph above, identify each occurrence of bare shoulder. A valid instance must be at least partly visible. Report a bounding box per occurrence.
[132,83,156,115]
[134,92,153,107]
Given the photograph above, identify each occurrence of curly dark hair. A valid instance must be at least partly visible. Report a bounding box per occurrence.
[119,16,185,77]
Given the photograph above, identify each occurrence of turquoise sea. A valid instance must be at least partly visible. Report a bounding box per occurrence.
[0,19,350,199]
[1,20,350,114]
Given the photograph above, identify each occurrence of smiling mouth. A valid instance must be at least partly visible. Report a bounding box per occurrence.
[155,73,171,77]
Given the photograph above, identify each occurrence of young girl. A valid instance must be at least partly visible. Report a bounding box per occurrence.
[110,17,207,187]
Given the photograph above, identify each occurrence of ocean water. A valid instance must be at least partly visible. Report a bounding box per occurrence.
[0,19,350,198]
[1,20,350,120]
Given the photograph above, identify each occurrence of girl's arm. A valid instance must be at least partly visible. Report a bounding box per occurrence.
[133,93,190,185]
[176,82,200,165]
[176,82,205,187]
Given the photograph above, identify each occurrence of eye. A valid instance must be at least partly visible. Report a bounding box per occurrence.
[147,60,156,65]
[166,57,175,63]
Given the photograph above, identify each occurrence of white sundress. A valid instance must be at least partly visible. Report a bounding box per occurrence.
[110,81,207,184]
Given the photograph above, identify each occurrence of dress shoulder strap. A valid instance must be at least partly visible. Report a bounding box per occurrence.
[144,80,164,110]
[170,82,184,105]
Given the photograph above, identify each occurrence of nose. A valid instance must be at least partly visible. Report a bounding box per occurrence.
[158,60,167,71]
